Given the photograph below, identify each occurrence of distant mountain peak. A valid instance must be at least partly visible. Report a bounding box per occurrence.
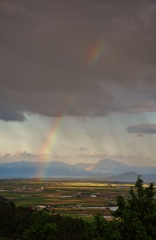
[85,166,93,171]
[0,159,156,179]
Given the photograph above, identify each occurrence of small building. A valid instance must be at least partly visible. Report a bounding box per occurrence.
[91,195,97,198]
[77,192,91,197]
[37,205,47,209]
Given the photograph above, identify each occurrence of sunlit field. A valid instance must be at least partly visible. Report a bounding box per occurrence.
[0,178,138,220]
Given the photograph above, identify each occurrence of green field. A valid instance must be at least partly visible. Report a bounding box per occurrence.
[0,179,137,217]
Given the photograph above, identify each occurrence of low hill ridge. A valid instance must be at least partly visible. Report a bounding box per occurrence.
[104,172,153,182]
[0,159,156,179]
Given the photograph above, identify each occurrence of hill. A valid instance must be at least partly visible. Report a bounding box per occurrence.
[0,159,156,179]
[104,172,153,182]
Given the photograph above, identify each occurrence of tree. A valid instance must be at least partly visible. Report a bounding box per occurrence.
[112,176,156,240]
[0,200,17,239]
[23,211,56,240]
[53,214,86,240]
[85,212,121,240]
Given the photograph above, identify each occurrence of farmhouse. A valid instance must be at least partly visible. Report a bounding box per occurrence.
[77,192,92,197]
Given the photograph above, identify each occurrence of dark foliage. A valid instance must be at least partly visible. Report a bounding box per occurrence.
[112,176,156,240]
[0,177,156,240]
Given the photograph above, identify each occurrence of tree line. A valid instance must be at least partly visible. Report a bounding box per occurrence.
[0,176,156,240]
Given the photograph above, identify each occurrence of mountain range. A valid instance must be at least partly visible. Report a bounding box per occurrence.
[0,159,156,182]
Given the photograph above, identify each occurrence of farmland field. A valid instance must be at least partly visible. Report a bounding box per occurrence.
[0,178,140,219]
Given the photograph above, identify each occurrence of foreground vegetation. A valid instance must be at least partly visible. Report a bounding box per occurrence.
[0,177,156,240]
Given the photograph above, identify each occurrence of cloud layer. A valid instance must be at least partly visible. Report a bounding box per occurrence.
[0,150,135,163]
[127,124,156,134]
[0,0,156,121]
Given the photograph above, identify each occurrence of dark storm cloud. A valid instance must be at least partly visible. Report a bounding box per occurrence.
[0,108,25,122]
[127,124,156,134]
[0,0,156,121]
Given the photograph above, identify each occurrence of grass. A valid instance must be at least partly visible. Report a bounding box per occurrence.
[0,179,132,210]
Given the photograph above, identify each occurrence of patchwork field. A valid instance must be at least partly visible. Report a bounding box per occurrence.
[0,178,140,219]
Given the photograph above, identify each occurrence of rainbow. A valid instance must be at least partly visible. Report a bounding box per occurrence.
[85,40,107,67]
[36,96,75,178]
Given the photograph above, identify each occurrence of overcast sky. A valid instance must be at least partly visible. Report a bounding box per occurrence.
[0,0,156,166]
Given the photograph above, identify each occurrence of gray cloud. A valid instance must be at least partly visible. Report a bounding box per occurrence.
[11,151,38,158]
[0,0,156,121]
[0,151,38,161]
[80,147,88,151]
[1,0,27,14]
[127,124,156,134]
[76,152,136,160]
[0,108,25,122]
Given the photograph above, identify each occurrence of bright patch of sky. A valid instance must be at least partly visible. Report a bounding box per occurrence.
[0,112,156,166]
